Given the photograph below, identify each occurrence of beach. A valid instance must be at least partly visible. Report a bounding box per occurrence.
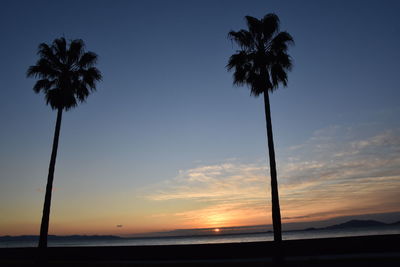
[1,234,399,266]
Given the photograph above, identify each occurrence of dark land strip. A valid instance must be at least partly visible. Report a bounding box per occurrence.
[0,234,399,266]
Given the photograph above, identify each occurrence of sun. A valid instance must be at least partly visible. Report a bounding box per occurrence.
[213,228,221,233]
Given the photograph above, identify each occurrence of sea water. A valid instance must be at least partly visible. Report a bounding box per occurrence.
[1,225,399,248]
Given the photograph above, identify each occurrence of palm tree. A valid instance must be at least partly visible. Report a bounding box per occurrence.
[227,14,294,242]
[27,37,102,248]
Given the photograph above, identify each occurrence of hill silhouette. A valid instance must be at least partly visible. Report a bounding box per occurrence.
[322,219,387,230]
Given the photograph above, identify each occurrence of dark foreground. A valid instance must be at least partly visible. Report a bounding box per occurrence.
[1,234,399,266]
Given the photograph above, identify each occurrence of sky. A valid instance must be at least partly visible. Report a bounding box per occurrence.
[0,0,400,236]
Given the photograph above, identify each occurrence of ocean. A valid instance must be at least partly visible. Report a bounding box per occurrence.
[1,225,399,248]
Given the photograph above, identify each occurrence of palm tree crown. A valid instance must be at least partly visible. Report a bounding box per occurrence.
[227,14,293,96]
[27,37,102,110]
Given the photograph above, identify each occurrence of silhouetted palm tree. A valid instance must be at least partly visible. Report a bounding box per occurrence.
[227,14,293,242]
[27,37,102,248]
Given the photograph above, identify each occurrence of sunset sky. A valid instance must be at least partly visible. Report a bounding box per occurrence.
[1,0,400,236]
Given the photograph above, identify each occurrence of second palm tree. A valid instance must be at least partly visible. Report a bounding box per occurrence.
[227,14,294,242]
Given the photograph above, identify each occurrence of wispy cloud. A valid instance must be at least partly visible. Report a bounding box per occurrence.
[139,126,400,227]
[145,162,267,202]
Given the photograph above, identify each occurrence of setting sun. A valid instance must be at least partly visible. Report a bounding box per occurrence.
[214,228,221,233]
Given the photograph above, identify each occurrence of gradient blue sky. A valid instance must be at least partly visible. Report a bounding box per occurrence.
[1,0,399,235]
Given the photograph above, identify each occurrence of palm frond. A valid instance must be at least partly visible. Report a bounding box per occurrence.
[68,39,84,65]
[228,30,254,50]
[78,52,98,68]
[227,51,249,71]
[53,38,67,63]
[273,52,293,71]
[33,79,54,93]
[261,13,280,41]
[80,67,102,89]
[232,64,249,86]
[271,64,288,89]
[271,31,294,53]
[37,43,54,61]
[74,84,90,102]
[245,16,262,37]
[27,58,59,78]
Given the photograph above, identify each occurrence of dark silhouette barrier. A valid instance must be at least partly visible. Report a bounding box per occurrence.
[1,235,399,263]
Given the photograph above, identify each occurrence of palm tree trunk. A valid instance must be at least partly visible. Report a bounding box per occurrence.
[263,90,282,243]
[38,108,63,248]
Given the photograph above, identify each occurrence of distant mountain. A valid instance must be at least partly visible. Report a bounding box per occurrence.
[322,220,387,230]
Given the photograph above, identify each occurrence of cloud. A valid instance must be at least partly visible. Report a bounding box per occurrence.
[144,162,268,202]
[139,126,400,227]
[279,128,400,184]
